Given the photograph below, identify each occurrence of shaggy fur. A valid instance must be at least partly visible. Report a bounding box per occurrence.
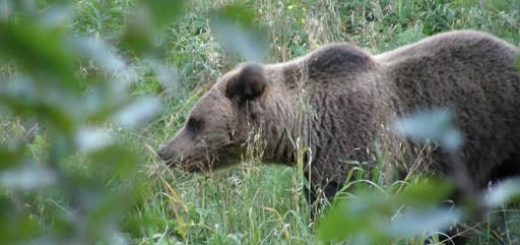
[158,30,520,201]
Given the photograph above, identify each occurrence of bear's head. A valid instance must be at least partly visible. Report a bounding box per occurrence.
[157,63,268,172]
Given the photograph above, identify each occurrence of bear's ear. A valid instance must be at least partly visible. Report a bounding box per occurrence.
[225,63,267,104]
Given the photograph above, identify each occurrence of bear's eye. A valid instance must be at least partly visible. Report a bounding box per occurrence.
[186,117,203,135]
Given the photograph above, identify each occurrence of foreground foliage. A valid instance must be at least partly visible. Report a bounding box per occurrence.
[0,0,519,244]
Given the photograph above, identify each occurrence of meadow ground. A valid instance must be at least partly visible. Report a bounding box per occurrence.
[2,0,520,244]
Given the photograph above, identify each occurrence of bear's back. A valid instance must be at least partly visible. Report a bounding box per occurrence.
[379,31,520,185]
[376,30,518,64]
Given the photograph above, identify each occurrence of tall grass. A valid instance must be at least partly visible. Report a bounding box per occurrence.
[105,0,520,244]
[3,0,520,244]
[135,1,520,244]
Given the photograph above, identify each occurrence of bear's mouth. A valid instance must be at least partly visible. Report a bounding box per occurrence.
[164,156,213,173]
[162,145,239,173]
[181,161,208,172]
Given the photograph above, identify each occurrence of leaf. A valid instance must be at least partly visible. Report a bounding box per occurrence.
[392,108,463,151]
[38,4,74,29]
[0,0,14,20]
[150,60,179,96]
[318,179,456,243]
[386,208,461,238]
[0,78,76,135]
[120,0,185,54]
[0,197,39,243]
[0,163,57,191]
[0,148,24,170]
[69,37,125,76]
[112,97,162,128]
[212,3,257,29]
[119,7,155,55]
[397,179,454,207]
[69,37,139,88]
[210,4,268,62]
[484,177,520,207]
[0,21,79,90]
[141,0,185,28]
[317,195,394,243]
[76,127,113,153]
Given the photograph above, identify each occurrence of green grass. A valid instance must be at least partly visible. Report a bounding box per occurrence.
[130,1,520,244]
[90,0,520,244]
[4,0,520,244]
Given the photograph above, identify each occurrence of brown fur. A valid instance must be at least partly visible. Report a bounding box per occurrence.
[158,30,520,200]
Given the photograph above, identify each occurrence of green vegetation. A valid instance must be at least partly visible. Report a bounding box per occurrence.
[1,0,520,244]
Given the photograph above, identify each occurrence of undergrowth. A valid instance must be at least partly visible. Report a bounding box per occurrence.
[2,0,520,244]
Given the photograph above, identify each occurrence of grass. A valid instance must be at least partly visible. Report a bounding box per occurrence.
[132,1,520,244]
[4,0,520,244]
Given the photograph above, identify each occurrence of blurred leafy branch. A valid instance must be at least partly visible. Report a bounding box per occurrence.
[0,0,269,243]
[318,108,520,244]
[0,0,184,243]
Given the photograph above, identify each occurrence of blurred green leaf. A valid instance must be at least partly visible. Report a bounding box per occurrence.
[211,3,257,29]
[485,177,520,207]
[392,108,463,151]
[387,208,460,238]
[120,0,185,55]
[76,127,113,153]
[88,145,140,177]
[516,54,520,73]
[141,0,185,28]
[119,7,155,55]
[0,0,15,20]
[0,197,39,243]
[0,1,168,243]
[317,194,393,243]
[0,148,24,169]
[38,4,74,29]
[0,22,78,90]
[70,37,130,79]
[112,97,162,128]
[0,163,56,191]
[318,179,456,243]
[397,179,453,206]
[0,91,76,136]
[210,3,268,62]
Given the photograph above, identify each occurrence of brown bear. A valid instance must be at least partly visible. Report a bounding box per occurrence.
[158,30,520,203]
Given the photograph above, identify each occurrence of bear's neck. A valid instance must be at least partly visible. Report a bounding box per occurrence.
[258,89,304,165]
[259,61,308,166]
[259,61,394,170]
[258,63,315,166]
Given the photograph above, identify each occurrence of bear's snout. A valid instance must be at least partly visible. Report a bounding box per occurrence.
[157,145,174,162]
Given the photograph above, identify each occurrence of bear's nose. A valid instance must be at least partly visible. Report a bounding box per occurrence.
[157,146,169,160]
